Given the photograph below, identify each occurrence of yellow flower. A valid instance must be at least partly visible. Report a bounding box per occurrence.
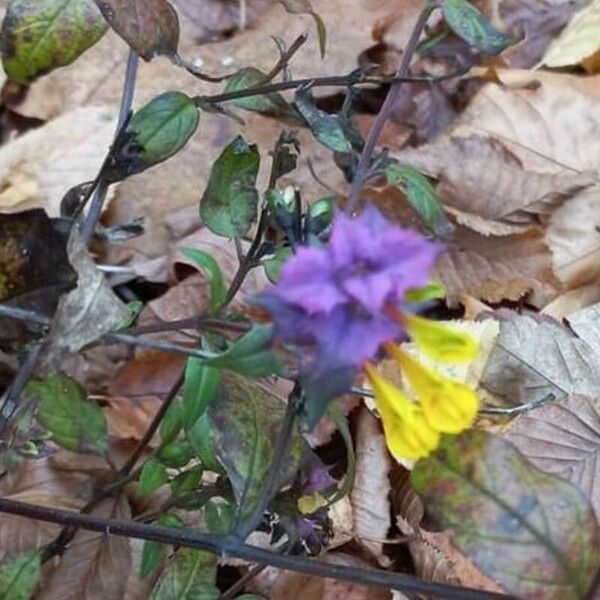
[364,363,440,460]
[402,312,478,363]
[387,345,478,434]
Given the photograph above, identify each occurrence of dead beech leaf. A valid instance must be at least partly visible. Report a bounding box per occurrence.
[481,313,600,404]
[437,224,560,306]
[351,407,392,566]
[271,553,392,600]
[39,496,132,600]
[94,0,180,60]
[396,134,594,228]
[567,300,600,353]
[0,107,115,216]
[542,282,600,321]
[40,231,129,371]
[504,394,600,517]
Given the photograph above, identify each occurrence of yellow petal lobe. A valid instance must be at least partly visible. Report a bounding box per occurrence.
[403,313,478,363]
[364,363,440,460]
[387,346,478,434]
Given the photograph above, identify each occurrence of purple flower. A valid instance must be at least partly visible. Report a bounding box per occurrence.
[255,204,441,424]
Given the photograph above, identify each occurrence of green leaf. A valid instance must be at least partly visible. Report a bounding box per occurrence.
[294,89,352,153]
[208,373,306,520]
[158,440,195,469]
[186,414,224,473]
[140,514,183,580]
[200,136,260,238]
[205,325,282,377]
[325,404,355,506]
[159,400,183,445]
[0,550,40,600]
[93,0,179,60]
[412,430,600,599]
[264,247,293,283]
[180,249,226,313]
[384,164,453,238]
[1,0,108,84]
[182,359,220,430]
[138,458,169,497]
[204,498,236,535]
[28,376,108,456]
[279,0,326,57]
[170,466,203,497]
[224,68,291,115]
[150,548,218,600]
[441,0,515,55]
[109,92,200,182]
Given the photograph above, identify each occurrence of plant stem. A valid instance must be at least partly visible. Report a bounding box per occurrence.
[80,50,139,246]
[0,497,514,600]
[118,371,185,476]
[195,65,467,106]
[346,3,435,212]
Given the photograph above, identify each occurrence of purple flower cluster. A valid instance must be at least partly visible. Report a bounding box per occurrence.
[256,205,441,422]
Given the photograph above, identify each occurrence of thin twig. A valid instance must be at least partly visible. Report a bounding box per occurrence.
[585,565,600,600]
[346,2,436,212]
[220,563,268,600]
[80,50,139,246]
[263,33,309,83]
[0,497,514,600]
[194,64,468,106]
[118,371,185,476]
[0,342,44,437]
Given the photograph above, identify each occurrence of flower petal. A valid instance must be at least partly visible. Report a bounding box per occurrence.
[388,346,479,434]
[364,363,440,460]
[402,313,478,363]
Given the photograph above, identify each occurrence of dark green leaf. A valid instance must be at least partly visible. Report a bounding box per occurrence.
[182,359,220,430]
[325,404,355,505]
[278,0,326,57]
[204,498,236,535]
[138,458,169,497]
[28,376,108,456]
[264,247,292,283]
[269,131,300,183]
[115,300,144,330]
[224,68,291,115]
[180,249,226,313]
[140,514,183,580]
[170,466,203,497]
[412,430,600,599]
[1,0,107,84]
[109,92,199,182]
[304,196,334,244]
[186,414,224,473]
[200,136,260,238]
[158,440,195,468]
[384,164,454,238]
[294,89,352,153]
[208,373,306,520]
[150,548,218,600]
[0,550,41,600]
[159,400,182,445]
[441,0,515,55]
[94,0,179,60]
[206,325,282,377]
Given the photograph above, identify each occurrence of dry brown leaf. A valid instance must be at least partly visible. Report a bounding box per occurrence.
[504,394,600,517]
[567,300,600,353]
[351,407,392,566]
[270,553,392,600]
[542,283,600,320]
[0,107,115,216]
[437,225,560,306]
[396,134,594,228]
[481,313,600,404]
[39,496,132,600]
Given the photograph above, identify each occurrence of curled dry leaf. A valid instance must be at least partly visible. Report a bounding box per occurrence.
[40,231,129,371]
[504,394,600,517]
[350,407,392,566]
